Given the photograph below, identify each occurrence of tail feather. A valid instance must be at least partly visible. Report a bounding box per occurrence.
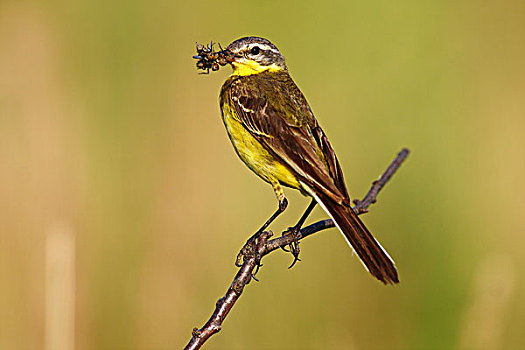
[312,191,399,284]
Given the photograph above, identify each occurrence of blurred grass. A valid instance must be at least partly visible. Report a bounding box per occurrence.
[1,0,524,349]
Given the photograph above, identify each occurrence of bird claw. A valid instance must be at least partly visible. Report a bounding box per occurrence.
[235,234,263,276]
[282,227,301,269]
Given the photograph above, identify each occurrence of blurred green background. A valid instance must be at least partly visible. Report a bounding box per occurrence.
[1,0,524,349]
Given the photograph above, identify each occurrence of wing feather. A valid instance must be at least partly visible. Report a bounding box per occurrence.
[228,71,350,204]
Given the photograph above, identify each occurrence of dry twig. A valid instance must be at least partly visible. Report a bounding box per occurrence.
[183,148,409,350]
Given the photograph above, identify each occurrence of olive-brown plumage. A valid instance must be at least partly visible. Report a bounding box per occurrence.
[220,37,398,284]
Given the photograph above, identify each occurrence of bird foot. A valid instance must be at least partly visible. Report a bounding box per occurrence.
[235,232,264,278]
[282,227,301,268]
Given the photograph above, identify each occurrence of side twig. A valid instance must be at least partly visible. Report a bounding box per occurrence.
[183,148,409,350]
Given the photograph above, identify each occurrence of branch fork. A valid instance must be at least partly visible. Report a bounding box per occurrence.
[183,148,409,350]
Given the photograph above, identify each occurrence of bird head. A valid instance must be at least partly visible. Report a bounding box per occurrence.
[226,37,287,76]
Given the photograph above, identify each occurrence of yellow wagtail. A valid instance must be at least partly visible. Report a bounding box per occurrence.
[216,37,398,284]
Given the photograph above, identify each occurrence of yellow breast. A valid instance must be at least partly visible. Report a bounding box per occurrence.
[221,104,301,190]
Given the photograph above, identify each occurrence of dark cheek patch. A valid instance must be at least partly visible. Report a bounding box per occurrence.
[261,51,279,66]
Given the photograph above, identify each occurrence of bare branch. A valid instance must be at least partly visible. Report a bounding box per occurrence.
[353,148,410,214]
[183,148,409,350]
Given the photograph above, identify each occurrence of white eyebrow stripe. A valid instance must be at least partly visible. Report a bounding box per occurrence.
[247,43,280,54]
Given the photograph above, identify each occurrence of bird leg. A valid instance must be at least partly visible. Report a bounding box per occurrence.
[235,182,288,267]
[283,198,317,268]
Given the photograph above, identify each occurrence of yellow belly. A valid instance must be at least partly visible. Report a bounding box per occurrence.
[222,107,301,190]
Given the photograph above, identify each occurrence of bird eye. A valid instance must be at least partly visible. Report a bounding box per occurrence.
[250,46,260,55]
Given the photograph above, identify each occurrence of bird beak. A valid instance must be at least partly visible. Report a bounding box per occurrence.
[227,50,242,61]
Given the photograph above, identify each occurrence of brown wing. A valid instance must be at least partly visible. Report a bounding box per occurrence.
[226,71,351,205]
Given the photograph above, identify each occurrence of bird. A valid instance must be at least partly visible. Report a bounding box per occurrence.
[218,36,398,284]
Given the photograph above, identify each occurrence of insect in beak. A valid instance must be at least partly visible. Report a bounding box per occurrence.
[193,41,235,74]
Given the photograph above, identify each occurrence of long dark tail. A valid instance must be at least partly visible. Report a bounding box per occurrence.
[315,191,399,284]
